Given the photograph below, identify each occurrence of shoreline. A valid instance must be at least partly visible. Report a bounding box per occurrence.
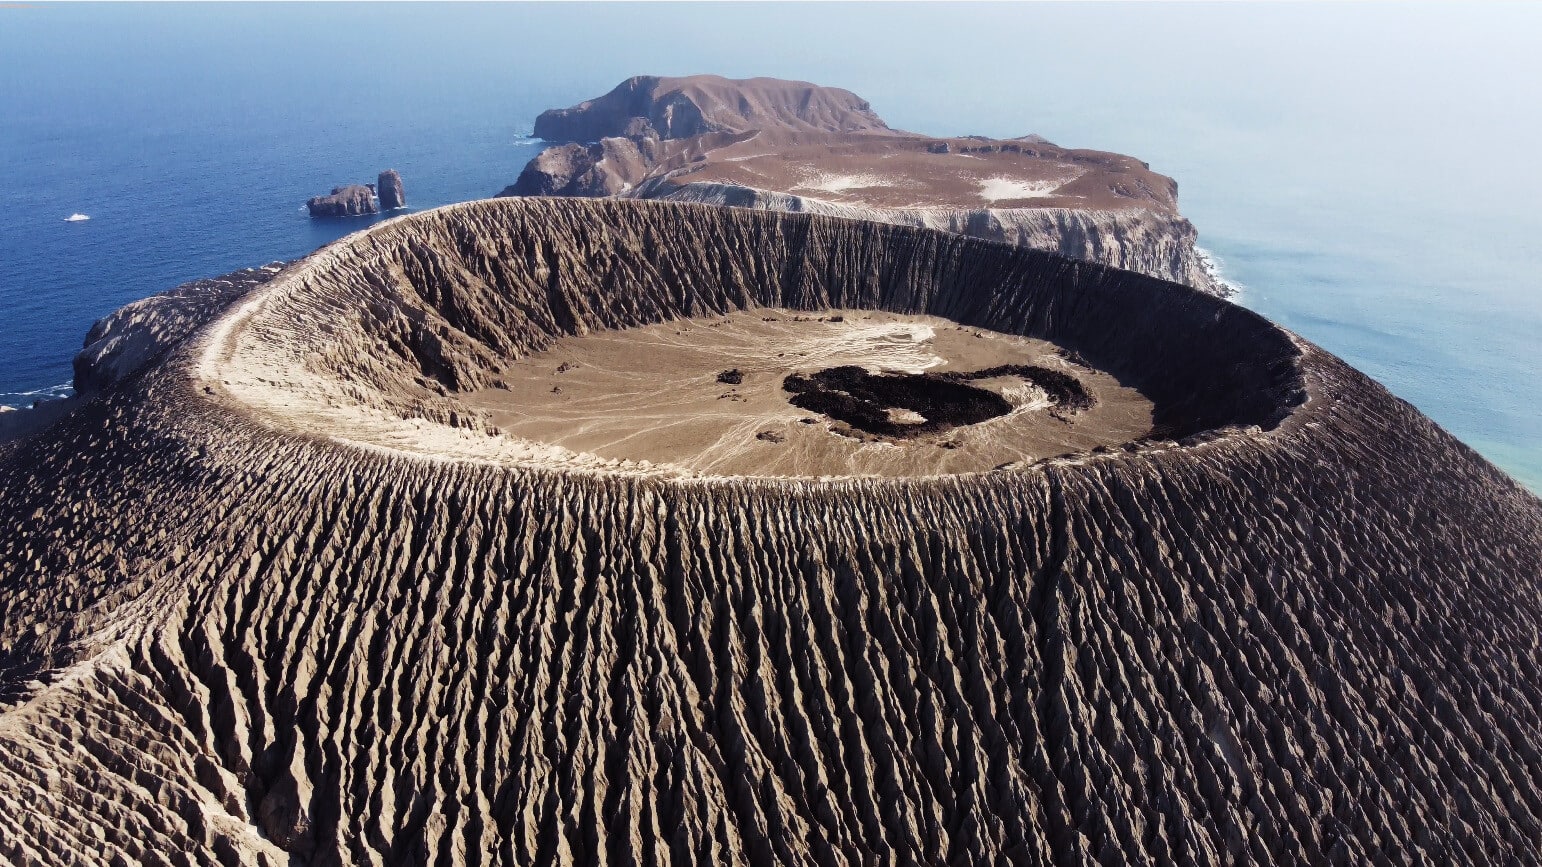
[1195,244,1244,299]
[0,381,74,414]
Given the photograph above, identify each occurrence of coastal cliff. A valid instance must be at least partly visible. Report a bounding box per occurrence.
[1,199,1539,864]
[501,75,1228,294]
[657,181,1221,292]
[72,263,286,394]
[506,135,660,197]
[1,264,287,444]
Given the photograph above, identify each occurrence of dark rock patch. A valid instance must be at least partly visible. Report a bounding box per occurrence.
[784,363,1095,439]
[783,366,1008,438]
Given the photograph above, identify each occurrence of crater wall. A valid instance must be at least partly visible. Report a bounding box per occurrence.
[204,198,1296,469]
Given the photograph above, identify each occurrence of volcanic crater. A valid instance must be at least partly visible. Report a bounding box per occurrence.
[200,198,1294,480]
[3,197,1541,865]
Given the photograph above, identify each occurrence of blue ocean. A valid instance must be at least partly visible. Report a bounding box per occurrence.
[3,3,1538,492]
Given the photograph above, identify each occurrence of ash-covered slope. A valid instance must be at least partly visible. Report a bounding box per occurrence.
[1,199,1540,865]
[502,76,1227,294]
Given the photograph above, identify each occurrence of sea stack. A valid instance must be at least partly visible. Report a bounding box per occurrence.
[377,169,405,210]
[1,198,1539,863]
[304,183,377,217]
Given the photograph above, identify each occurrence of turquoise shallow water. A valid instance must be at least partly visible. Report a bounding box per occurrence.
[2,3,1537,493]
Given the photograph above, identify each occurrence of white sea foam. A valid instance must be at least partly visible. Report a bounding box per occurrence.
[1194,246,1245,298]
[0,380,74,409]
[64,213,90,222]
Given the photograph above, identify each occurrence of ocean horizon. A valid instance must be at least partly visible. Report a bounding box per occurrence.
[2,2,1537,493]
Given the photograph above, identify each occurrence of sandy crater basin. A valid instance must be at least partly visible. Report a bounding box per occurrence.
[462,310,1155,478]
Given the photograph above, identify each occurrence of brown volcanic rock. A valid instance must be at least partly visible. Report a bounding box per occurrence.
[642,132,1179,212]
[377,169,406,210]
[305,183,377,217]
[1,198,1540,864]
[532,74,891,142]
[508,136,660,197]
[513,77,1170,213]
[505,76,1225,293]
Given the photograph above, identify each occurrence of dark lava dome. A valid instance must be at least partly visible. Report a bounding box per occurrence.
[1,198,1540,865]
[783,363,1096,439]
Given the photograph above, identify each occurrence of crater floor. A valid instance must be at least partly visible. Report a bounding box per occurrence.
[461,310,1154,477]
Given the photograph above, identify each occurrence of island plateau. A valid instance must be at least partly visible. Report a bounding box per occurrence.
[502,75,1226,294]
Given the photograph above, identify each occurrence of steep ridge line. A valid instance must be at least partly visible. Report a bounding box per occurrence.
[0,198,1538,864]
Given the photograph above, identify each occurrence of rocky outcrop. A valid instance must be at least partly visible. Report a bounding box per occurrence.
[377,169,405,210]
[1,264,285,445]
[1,198,1539,864]
[71,263,285,394]
[533,74,890,142]
[305,184,376,217]
[503,76,1229,295]
[503,136,660,197]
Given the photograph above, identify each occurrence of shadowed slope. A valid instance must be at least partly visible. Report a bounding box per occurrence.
[0,199,1539,865]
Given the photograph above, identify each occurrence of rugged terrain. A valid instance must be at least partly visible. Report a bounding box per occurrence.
[1,198,1540,864]
[306,184,378,218]
[501,75,1225,293]
[377,170,406,211]
[0,264,286,444]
